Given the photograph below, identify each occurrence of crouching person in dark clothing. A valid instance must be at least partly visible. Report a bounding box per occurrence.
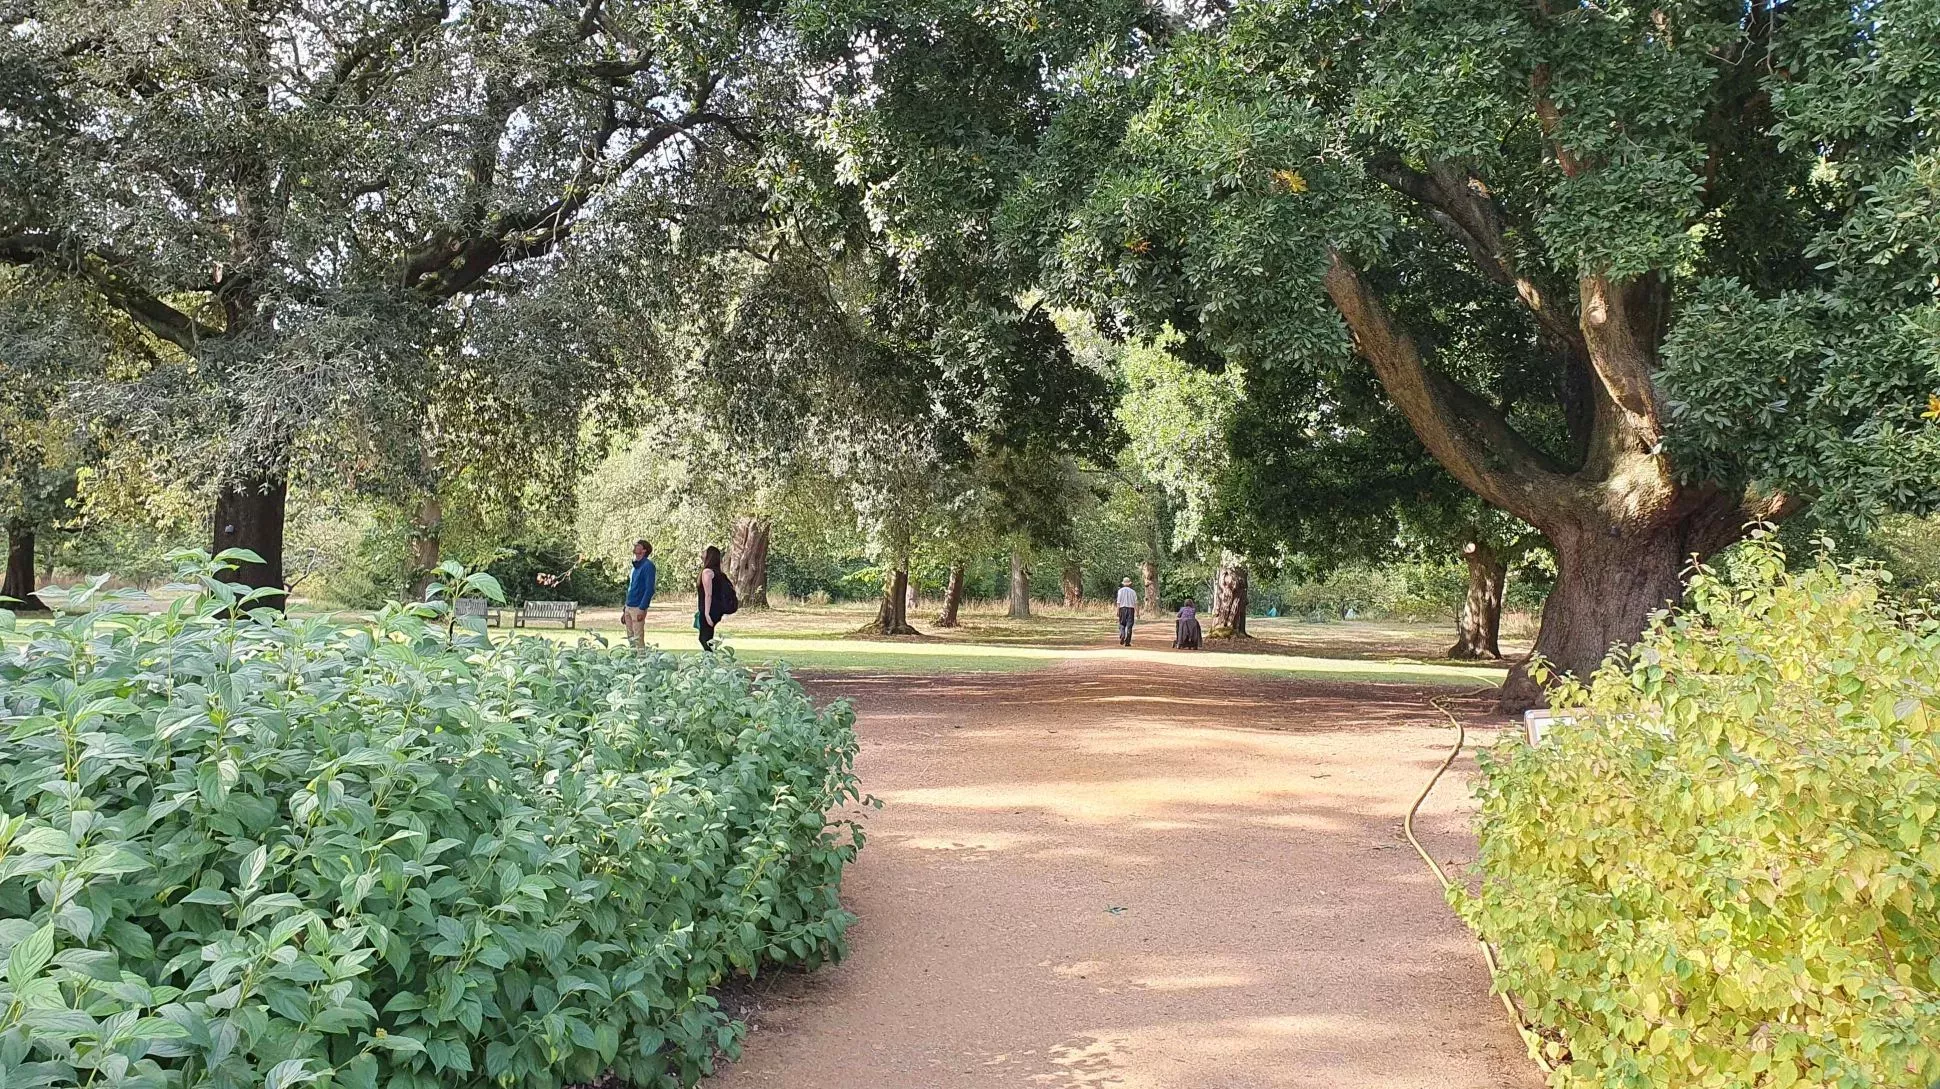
[1174,599,1203,650]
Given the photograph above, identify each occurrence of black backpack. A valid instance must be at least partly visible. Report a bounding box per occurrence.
[712,573,739,617]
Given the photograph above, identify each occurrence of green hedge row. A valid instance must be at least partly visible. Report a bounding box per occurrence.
[1462,540,1939,1086]
[0,558,864,1089]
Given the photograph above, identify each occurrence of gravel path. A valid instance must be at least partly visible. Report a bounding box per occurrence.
[707,658,1543,1089]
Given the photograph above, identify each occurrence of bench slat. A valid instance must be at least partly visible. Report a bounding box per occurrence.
[514,600,578,628]
[454,598,503,627]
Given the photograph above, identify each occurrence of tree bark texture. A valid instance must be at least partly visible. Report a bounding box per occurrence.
[728,516,771,610]
[2,525,41,611]
[1210,561,1248,638]
[409,494,442,600]
[868,560,917,635]
[1447,541,1506,660]
[1497,512,1733,706]
[936,562,965,628]
[1008,545,1031,619]
[1321,245,1796,710]
[211,475,288,604]
[1141,557,1161,618]
[1061,560,1083,608]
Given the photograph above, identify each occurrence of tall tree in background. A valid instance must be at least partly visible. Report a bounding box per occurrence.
[728,516,773,610]
[693,0,1128,632]
[0,273,117,609]
[1110,331,1252,635]
[0,378,77,610]
[1010,0,1939,705]
[0,0,779,595]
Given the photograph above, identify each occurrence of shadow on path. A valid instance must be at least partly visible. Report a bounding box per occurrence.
[708,663,1540,1089]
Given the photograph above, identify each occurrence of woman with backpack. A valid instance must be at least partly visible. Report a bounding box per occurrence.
[696,544,738,651]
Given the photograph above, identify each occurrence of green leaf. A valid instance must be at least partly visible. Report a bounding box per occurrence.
[337,1054,378,1089]
[13,826,75,857]
[370,1032,424,1055]
[483,1041,516,1078]
[240,845,268,892]
[8,924,55,985]
[240,893,304,927]
[266,1057,320,1089]
[381,992,426,1015]
[462,573,507,605]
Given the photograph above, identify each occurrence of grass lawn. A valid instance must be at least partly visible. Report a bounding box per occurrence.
[523,629,1508,687]
[5,597,1515,686]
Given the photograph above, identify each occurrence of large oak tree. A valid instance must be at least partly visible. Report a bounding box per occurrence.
[0,0,779,595]
[1005,0,1939,705]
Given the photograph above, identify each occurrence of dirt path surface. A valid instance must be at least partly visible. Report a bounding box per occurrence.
[708,658,1543,1089]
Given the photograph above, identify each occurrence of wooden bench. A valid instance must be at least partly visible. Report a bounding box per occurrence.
[514,600,577,628]
[454,597,503,627]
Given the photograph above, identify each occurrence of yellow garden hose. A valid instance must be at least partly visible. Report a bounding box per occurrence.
[1404,695,1556,1077]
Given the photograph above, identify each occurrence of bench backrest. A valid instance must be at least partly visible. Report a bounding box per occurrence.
[520,600,577,620]
[454,597,492,617]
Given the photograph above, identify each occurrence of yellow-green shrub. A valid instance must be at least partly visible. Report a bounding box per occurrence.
[1463,538,1940,1087]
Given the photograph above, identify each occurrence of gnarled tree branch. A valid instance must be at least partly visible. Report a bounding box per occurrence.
[1367,157,1584,348]
[1579,273,1668,445]
[1,232,224,351]
[1322,248,1575,526]
[403,105,737,299]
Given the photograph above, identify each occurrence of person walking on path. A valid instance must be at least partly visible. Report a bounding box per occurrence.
[624,539,657,647]
[696,544,739,651]
[1115,577,1138,646]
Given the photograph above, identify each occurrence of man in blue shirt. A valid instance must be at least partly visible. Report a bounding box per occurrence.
[624,539,657,647]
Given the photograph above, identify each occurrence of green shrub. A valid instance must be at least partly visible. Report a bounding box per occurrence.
[46,521,200,590]
[1871,514,1940,605]
[0,555,863,1089]
[1277,564,1410,620]
[1461,538,1940,1086]
[768,551,878,605]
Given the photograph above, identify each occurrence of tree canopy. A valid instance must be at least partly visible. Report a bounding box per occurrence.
[0,0,785,589]
[2,0,1935,703]
[977,0,1938,702]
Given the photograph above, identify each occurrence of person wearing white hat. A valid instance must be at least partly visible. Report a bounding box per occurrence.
[1115,576,1138,646]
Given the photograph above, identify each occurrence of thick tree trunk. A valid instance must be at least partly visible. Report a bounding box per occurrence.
[1447,541,1506,660]
[1060,560,1082,608]
[2,525,41,611]
[211,475,287,604]
[409,494,442,600]
[1209,560,1248,638]
[935,562,965,627]
[1317,215,1808,713]
[1007,545,1031,619]
[867,560,918,635]
[1141,517,1164,617]
[906,573,919,613]
[728,516,771,610]
[1499,513,1718,710]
